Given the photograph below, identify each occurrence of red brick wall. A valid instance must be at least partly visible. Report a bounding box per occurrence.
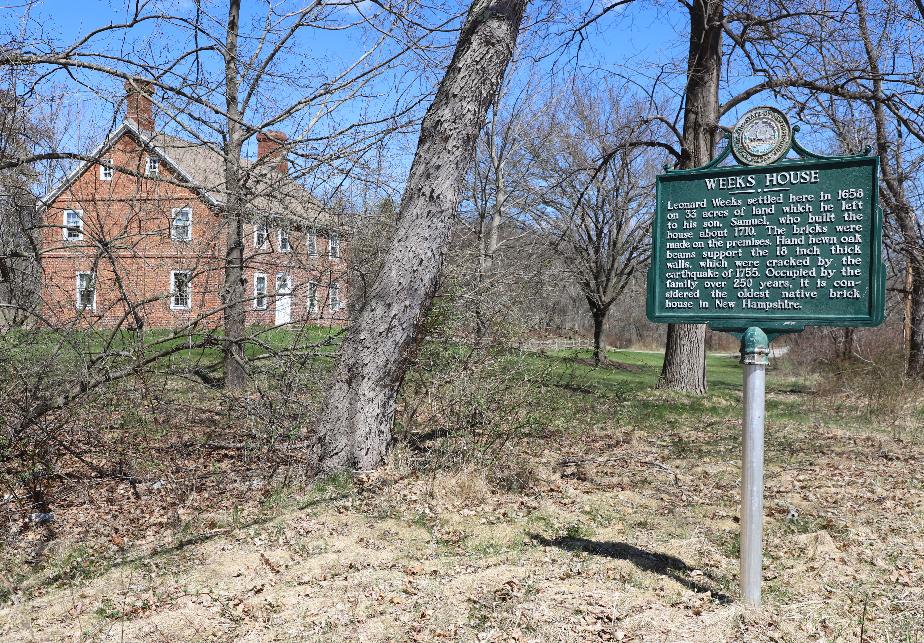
[40,130,349,330]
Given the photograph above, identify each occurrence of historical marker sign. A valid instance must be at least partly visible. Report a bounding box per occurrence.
[646,107,886,608]
[647,140,884,334]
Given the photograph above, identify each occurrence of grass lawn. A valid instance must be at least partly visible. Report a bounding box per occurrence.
[2,346,922,641]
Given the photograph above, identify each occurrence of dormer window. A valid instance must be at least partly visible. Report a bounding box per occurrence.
[100,160,113,180]
[146,156,160,177]
[64,210,84,241]
[278,228,291,252]
[171,207,192,241]
[254,221,268,248]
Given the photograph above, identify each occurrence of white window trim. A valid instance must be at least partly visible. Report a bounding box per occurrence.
[63,210,84,241]
[254,222,268,249]
[76,271,96,311]
[328,282,341,311]
[307,229,318,257]
[307,280,318,314]
[278,228,291,252]
[146,156,160,176]
[171,207,193,241]
[100,160,113,180]
[275,272,292,294]
[328,232,340,259]
[170,270,192,310]
[254,272,268,310]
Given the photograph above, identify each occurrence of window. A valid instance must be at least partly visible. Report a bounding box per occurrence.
[171,207,192,241]
[146,156,160,177]
[254,221,268,248]
[100,160,113,180]
[278,228,291,252]
[328,282,341,311]
[63,210,84,241]
[306,229,317,256]
[76,272,96,311]
[307,281,318,314]
[170,271,191,310]
[254,272,267,309]
[328,232,340,259]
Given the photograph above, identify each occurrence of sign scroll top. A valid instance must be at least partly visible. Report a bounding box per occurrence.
[647,107,885,334]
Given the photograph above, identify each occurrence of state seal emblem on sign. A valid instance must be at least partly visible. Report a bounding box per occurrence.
[731,106,792,166]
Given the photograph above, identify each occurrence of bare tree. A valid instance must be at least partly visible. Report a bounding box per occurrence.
[528,86,654,365]
[466,73,544,339]
[0,89,42,327]
[739,0,924,374]
[313,0,529,473]
[2,1,437,388]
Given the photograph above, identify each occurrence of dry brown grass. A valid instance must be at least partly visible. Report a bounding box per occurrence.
[2,390,922,642]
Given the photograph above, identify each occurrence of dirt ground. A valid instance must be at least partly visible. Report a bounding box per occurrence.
[2,387,922,642]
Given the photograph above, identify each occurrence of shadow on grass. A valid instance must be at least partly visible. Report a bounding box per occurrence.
[528,533,732,604]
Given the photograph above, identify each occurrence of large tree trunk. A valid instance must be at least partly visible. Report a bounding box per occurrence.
[222,0,248,389]
[313,0,528,473]
[657,0,722,394]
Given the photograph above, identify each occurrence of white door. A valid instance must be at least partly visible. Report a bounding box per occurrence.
[274,273,292,325]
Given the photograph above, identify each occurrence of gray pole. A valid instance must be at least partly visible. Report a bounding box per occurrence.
[739,327,769,607]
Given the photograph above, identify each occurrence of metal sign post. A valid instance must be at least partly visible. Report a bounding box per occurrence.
[645,107,886,606]
[739,327,769,606]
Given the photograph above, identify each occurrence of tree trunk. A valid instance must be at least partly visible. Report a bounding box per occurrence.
[838,327,855,361]
[591,307,606,366]
[313,0,528,474]
[903,261,913,354]
[222,0,247,389]
[475,113,505,340]
[657,0,722,395]
[908,272,924,376]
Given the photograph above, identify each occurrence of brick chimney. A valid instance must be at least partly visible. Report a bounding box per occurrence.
[256,131,288,174]
[125,78,155,132]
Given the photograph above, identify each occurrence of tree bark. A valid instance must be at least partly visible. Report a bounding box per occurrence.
[838,327,855,361]
[907,267,924,376]
[657,0,722,395]
[313,0,528,473]
[903,262,913,355]
[475,106,506,340]
[591,307,606,366]
[222,0,247,389]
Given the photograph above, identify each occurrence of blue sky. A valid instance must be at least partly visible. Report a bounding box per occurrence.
[9,0,824,200]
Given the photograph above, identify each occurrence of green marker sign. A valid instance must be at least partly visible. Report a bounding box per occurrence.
[646,107,886,608]
[647,111,884,335]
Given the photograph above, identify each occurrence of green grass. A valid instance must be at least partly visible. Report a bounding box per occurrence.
[523,347,823,430]
[2,324,345,376]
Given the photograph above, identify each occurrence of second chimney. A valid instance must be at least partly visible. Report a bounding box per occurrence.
[125,78,155,132]
[257,131,288,174]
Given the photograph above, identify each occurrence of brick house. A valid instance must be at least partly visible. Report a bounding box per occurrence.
[38,80,349,330]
